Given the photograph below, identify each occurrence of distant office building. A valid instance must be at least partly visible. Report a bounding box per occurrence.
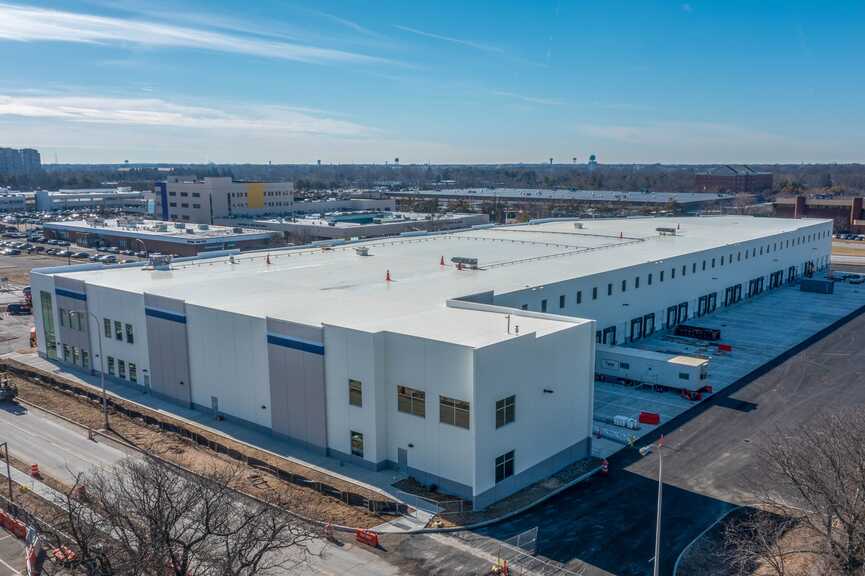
[774,195,865,233]
[36,188,147,213]
[696,165,773,194]
[0,147,42,176]
[43,218,279,256]
[154,177,294,224]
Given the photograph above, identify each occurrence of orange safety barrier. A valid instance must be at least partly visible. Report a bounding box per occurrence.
[9,519,26,539]
[30,463,40,478]
[355,528,379,548]
[601,459,609,476]
[718,343,733,352]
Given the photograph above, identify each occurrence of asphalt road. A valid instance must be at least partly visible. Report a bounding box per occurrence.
[0,530,24,575]
[477,304,865,576]
[0,403,126,482]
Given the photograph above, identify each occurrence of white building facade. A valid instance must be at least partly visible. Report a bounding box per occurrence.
[154,177,294,224]
[30,216,832,508]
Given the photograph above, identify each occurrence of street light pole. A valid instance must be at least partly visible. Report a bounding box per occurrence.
[88,312,109,430]
[640,435,665,576]
[0,442,12,503]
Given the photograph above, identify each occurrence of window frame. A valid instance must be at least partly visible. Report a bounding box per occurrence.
[348,379,363,407]
[439,395,470,429]
[397,385,426,418]
[495,395,516,429]
[495,450,515,483]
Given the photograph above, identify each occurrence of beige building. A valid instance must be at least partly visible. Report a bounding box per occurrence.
[154,177,294,224]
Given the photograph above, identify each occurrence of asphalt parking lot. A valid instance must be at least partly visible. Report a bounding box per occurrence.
[476,285,865,575]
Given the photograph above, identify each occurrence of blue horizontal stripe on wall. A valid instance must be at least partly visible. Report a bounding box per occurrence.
[55,288,87,301]
[267,334,324,355]
[145,307,187,324]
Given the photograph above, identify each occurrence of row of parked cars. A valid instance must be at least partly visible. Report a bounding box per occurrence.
[834,233,865,241]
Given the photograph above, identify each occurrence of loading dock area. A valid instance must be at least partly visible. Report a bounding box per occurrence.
[592,273,865,456]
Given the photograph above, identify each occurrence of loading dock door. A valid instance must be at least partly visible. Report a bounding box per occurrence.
[643,313,655,336]
[602,326,617,345]
[666,305,678,328]
[630,317,643,341]
[677,302,689,324]
[398,448,408,475]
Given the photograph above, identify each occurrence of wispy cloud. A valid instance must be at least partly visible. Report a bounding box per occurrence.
[492,90,562,106]
[0,2,391,66]
[394,24,503,54]
[0,94,371,136]
[575,121,788,148]
[681,3,694,13]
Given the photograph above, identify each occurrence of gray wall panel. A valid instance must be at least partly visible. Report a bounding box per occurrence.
[144,295,191,406]
[267,318,326,450]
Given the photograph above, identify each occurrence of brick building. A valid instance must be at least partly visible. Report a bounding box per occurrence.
[696,165,773,193]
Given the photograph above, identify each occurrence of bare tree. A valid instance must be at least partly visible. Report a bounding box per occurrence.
[724,508,812,576]
[53,457,318,576]
[726,408,865,576]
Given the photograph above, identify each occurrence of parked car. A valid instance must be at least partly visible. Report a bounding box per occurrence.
[3,249,20,256]
[45,248,58,255]
[72,251,90,259]
[98,255,117,263]
[6,303,31,315]
[88,253,101,261]
[31,246,45,253]
[56,250,72,257]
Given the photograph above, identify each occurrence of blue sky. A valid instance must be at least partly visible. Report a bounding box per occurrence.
[0,0,863,164]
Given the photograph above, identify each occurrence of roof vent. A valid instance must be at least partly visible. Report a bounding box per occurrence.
[174,222,185,229]
[232,227,244,234]
[355,247,370,256]
[198,224,209,230]
[574,222,584,229]
[656,227,677,236]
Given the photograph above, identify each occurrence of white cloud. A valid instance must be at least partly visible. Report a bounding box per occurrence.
[0,2,390,65]
[0,94,371,136]
[394,25,503,54]
[492,90,562,106]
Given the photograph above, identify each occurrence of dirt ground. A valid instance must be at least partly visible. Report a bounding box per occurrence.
[0,253,72,285]
[3,366,395,528]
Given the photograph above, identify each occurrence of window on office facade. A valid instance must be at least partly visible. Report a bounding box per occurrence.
[397,386,425,417]
[495,450,515,483]
[104,318,111,338]
[495,395,515,428]
[439,395,470,429]
[114,320,123,341]
[125,323,134,344]
[348,379,363,407]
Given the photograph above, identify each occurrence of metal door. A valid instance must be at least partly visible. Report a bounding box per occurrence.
[397,448,408,475]
[211,396,219,413]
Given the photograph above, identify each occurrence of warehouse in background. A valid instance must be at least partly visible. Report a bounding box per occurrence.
[42,218,280,255]
[30,216,832,508]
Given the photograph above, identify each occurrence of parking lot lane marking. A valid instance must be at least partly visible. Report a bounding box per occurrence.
[0,555,20,575]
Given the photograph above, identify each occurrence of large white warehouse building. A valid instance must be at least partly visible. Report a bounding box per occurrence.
[30,216,832,508]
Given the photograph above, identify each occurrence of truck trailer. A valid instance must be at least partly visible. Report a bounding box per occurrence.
[596,345,709,392]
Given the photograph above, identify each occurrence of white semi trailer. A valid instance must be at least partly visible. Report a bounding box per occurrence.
[595,345,709,392]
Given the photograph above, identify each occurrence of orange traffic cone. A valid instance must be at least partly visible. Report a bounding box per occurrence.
[385,270,392,282]
[440,256,445,266]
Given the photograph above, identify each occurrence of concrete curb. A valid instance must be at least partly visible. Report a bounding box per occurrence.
[407,465,603,534]
[672,505,740,576]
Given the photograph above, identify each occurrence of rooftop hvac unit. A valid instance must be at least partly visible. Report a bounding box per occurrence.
[656,227,677,236]
[232,227,244,234]
[574,222,584,229]
[355,247,370,256]
[451,256,479,269]
[174,222,185,229]
[155,224,168,232]
[145,253,172,271]
[198,224,209,230]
